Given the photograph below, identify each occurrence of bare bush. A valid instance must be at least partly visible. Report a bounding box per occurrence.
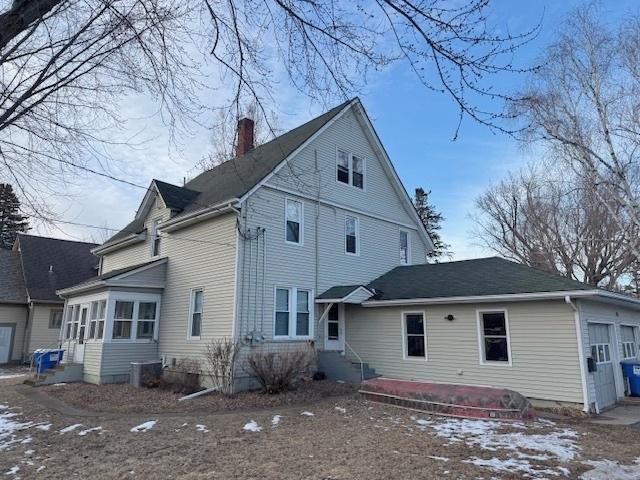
[245,347,315,394]
[204,337,240,395]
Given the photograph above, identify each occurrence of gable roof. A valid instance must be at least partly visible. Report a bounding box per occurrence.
[0,250,27,304]
[102,99,352,247]
[16,234,99,302]
[366,257,592,302]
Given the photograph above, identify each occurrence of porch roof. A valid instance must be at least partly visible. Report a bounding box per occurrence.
[316,285,375,304]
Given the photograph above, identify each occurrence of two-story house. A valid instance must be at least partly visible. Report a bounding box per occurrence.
[56,98,640,413]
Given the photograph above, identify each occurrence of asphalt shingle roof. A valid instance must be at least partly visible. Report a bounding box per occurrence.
[366,257,592,301]
[104,99,352,245]
[17,234,99,302]
[317,285,369,300]
[0,250,27,303]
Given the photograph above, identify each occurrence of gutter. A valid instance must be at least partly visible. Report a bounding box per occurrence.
[565,296,591,413]
[91,232,146,255]
[160,200,239,233]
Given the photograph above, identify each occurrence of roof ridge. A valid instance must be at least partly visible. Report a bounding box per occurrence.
[18,233,98,246]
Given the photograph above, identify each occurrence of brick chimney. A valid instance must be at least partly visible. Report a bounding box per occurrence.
[235,117,254,157]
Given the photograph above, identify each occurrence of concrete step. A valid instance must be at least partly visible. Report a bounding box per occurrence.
[23,363,83,386]
[318,351,379,384]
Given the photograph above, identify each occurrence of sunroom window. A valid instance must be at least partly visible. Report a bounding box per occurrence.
[137,302,157,339]
[113,301,134,339]
[89,300,106,339]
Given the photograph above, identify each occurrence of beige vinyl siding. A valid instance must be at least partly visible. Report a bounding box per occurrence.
[0,304,28,362]
[578,300,640,408]
[99,342,158,382]
[82,342,103,383]
[345,300,584,404]
[158,212,237,366]
[113,262,167,286]
[26,303,63,353]
[100,196,171,275]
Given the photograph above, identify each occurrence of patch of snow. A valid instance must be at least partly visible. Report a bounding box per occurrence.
[130,421,156,433]
[0,410,34,450]
[243,420,262,433]
[271,415,282,426]
[4,466,19,476]
[36,466,45,472]
[59,424,82,434]
[78,427,103,436]
[35,423,51,431]
[476,430,579,462]
[465,457,561,477]
[428,456,450,462]
[24,450,34,456]
[580,458,640,480]
[52,383,67,386]
[0,405,8,410]
[335,407,346,414]
[301,411,314,417]
[0,374,25,380]
[195,425,209,433]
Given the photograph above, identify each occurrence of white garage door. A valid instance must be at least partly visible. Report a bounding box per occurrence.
[588,323,617,410]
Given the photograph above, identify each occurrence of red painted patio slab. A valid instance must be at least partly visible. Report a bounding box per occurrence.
[360,378,537,421]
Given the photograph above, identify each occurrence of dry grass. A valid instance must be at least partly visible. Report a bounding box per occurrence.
[43,379,357,414]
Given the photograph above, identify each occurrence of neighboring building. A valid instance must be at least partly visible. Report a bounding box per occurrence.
[56,98,640,413]
[0,234,98,364]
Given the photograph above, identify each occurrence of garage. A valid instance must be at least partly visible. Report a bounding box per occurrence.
[588,323,618,410]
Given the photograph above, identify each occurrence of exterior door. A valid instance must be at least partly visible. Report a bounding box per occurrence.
[588,323,617,410]
[0,326,13,364]
[325,304,345,351]
[73,306,88,363]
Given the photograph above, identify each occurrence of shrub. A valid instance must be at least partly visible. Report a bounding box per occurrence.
[245,347,315,394]
[204,337,240,395]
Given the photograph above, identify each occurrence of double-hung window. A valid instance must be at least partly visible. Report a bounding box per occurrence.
[336,149,365,189]
[345,216,359,255]
[137,302,157,339]
[89,300,106,340]
[478,311,511,364]
[274,287,313,339]
[151,219,161,257]
[400,230,410,265]
[189,289,203,339]
[49,309,63,329]
[113,301,134,339]
[403,312,426,359]
[285,199,303,245]
[621,325,637,359]
[64,306,75,339]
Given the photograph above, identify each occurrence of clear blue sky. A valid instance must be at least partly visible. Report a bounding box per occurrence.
[43,0,639,258]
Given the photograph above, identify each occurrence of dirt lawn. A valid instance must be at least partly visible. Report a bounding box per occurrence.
[1,377,640,479]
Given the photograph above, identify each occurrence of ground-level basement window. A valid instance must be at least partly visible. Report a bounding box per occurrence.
[48,309,63,329]
[113,301,134,339]
[478,310,511,364]
[403,312,426,359]
[274,287,313,339]
[189,289,203,339]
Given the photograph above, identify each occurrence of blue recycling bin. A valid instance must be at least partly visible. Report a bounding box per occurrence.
[621,360,640,397]
[32,349,64,374]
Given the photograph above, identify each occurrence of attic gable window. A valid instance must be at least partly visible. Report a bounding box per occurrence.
[336,149,365,189]
[151,219,161,257]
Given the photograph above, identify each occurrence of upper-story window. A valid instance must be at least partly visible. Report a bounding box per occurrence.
[345,215,359,255]
[336,148,365,189]
[151,219,161,257]
[285,199,303,245]
[400,229,410,265]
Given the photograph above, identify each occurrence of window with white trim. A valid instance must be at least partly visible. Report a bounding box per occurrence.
[64,305,75,339]
[151,219,161,257]
[71,305,80,339]
[591,343,611,363]
[137,302,157,339]
[89,300,106,339]
[400,229,410,265]
[345,215,359,255]
[285,199,303,245]
[113,301,134,339]
[404,312,426,358]
[620,325,637,359]
[336,149,365,189]
[479,311,510,363]
[274,287,313,339]
[49,309,63,329]
[189,289,203,339]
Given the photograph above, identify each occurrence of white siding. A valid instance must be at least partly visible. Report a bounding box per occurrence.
[344,301,584,404]
[0,304,28,362]
[578,300,640,409]
[82,342,102,383]
[26,303,63,353]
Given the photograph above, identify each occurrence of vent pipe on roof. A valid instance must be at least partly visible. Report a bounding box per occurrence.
[235,117,254,157]
[49,265,54,272]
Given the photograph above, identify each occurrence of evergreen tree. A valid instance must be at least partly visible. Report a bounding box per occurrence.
[0,183,28,249]
[414,188,451,262]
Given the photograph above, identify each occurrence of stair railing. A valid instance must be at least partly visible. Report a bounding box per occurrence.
[344,341,364,382]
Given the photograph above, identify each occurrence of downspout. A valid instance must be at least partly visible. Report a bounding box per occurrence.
[314,149,321,346]
[565,296,591,413]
